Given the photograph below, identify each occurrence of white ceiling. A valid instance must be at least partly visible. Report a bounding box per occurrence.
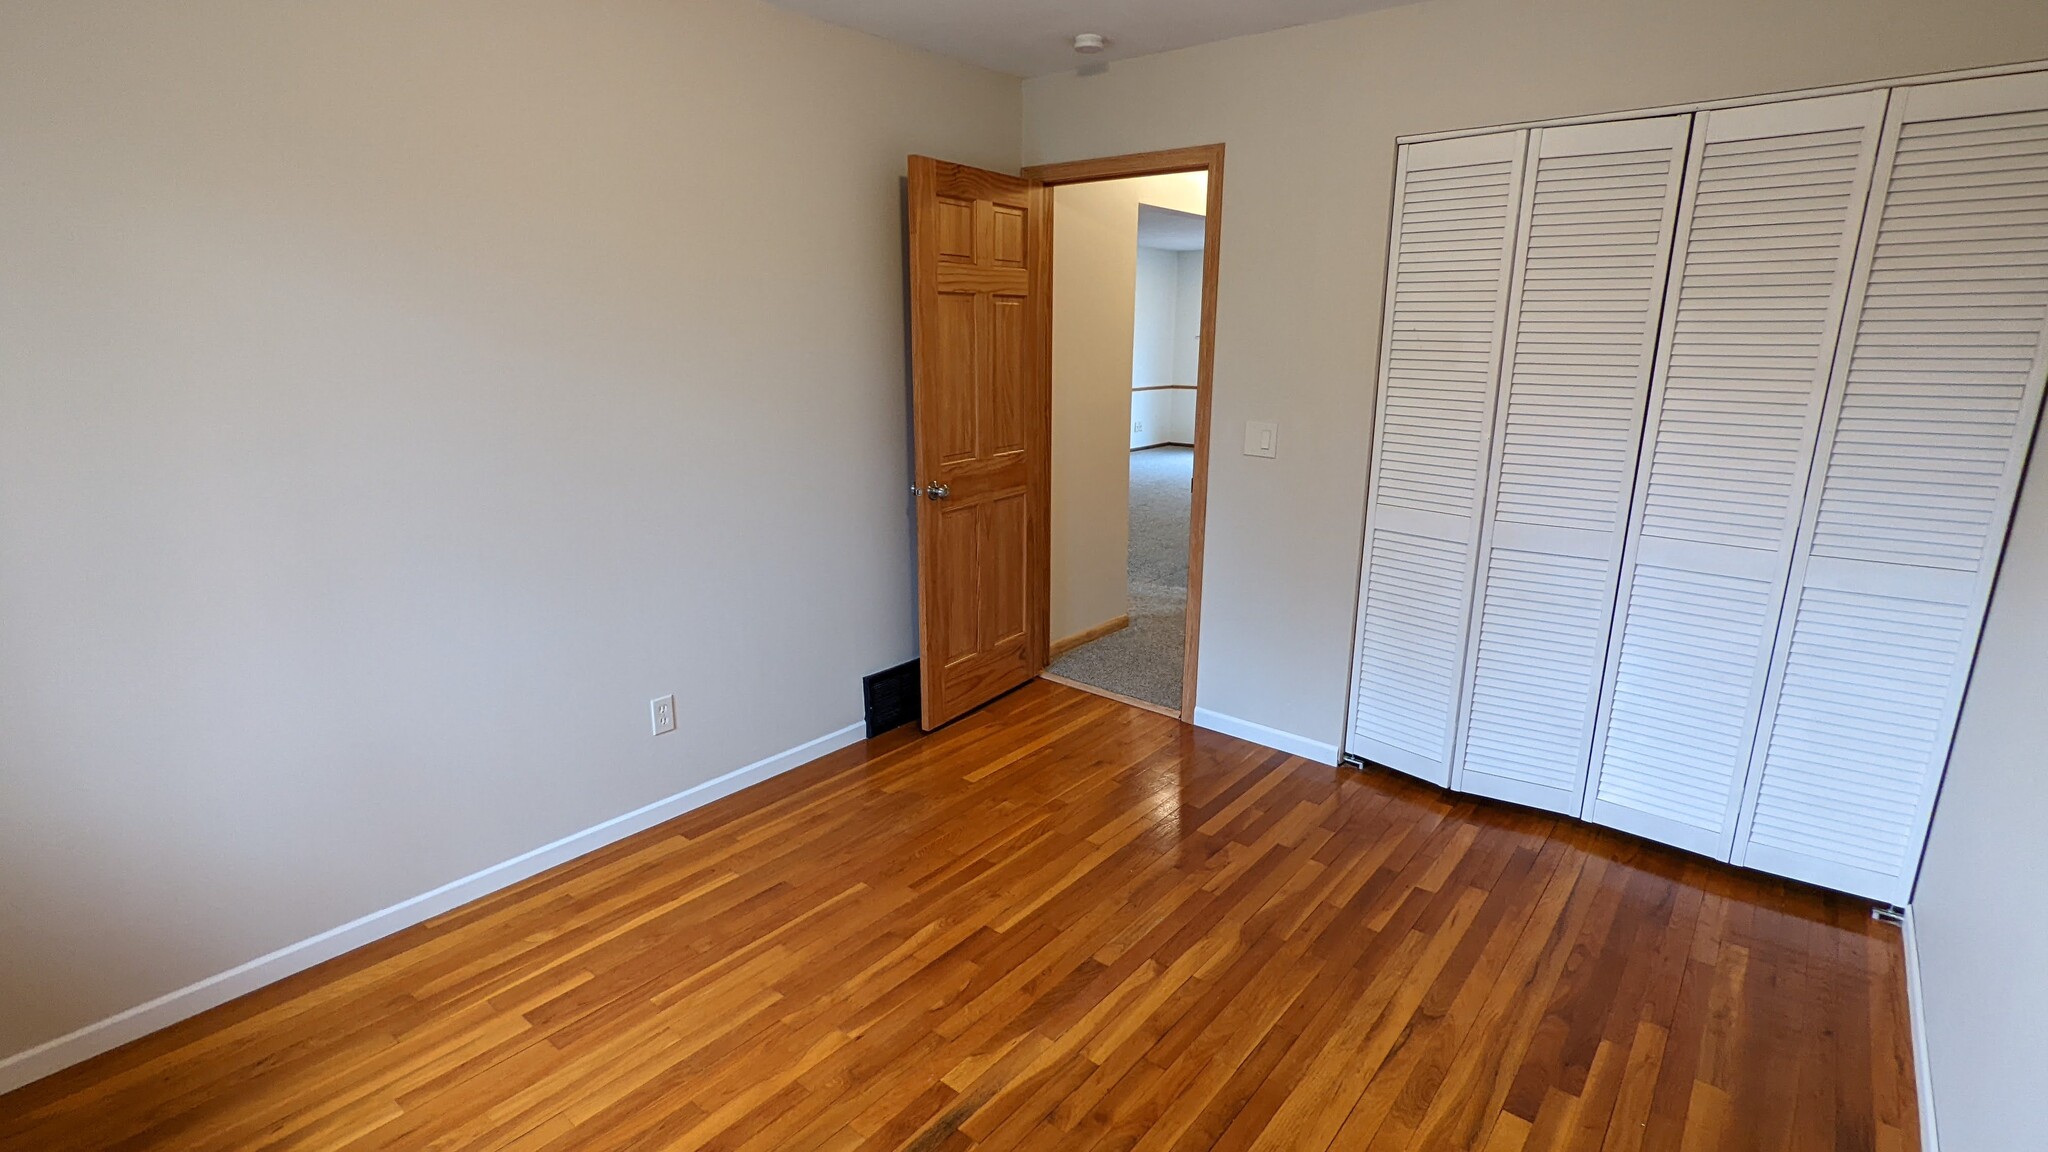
[761,0,1417,78]
[1138,204,1205,251]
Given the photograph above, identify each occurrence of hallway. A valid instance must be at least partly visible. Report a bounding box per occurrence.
[1048,445,1192,709]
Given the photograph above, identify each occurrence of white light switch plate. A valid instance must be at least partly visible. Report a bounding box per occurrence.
[1243,420,1278,458]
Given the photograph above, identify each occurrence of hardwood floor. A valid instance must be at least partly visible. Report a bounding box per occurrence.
[0,680,1918,1150]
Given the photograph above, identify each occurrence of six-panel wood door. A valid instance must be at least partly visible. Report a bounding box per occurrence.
[908,156,1050,730]
[1347,130,1528,785]
[1450,115,1691,815]
[1581,93,1889,859]
[1733,70,2048,903]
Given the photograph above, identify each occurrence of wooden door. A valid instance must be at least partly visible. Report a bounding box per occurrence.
[908,156,1050,729]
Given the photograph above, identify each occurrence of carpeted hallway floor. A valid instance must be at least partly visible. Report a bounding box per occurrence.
[1048,445,1191,709]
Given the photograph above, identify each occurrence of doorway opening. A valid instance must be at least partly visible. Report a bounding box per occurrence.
[1026,149,1223,719]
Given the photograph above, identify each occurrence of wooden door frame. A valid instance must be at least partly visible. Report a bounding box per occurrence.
[1022,145,1224,720]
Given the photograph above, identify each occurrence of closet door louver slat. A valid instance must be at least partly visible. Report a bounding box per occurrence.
[1451,116,1692,814]
[1584,92,1889,858]
[1735,71,2048,903]
[1348,131,1527,784]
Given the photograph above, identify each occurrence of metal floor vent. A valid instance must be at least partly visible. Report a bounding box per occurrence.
[863,659,920,739]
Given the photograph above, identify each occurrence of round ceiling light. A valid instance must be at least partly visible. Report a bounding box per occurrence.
[1073,33,1107,54]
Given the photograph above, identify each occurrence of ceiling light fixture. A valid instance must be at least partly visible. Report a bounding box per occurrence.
[1073,33,1107,54]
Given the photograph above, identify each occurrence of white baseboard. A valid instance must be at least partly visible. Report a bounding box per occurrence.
[1900,904,1941,1152]
[0,720,867,1097]
[1191,707,1341,766]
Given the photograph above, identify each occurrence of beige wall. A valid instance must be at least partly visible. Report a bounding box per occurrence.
[0,0,1017,1070]
[1173,251,1204,390]
[1050,173,1205,642]
[1131,246,1200,448]
[1024,1,2048,1143]
[1133,246,1182,389]
[1130,388,1197,449]
[1912,464,2048,1151]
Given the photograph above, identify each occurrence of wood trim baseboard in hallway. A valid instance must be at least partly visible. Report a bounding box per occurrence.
[0,681,1919,1150]
[1049,614,1129,659]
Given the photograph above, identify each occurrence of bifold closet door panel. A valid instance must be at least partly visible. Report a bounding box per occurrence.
[1584,92,1889,858]
[1348,131,1526,784]
[1735,71,2048,904]
[1450,115,1692,814]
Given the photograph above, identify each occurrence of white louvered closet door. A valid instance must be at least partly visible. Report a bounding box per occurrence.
[1583,93,1889,858]
[1734,71,2048,904]
[1348,131,1527,784]
[1449,116,1691,814]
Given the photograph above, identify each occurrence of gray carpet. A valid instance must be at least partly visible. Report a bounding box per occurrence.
[1049,446,1192,709]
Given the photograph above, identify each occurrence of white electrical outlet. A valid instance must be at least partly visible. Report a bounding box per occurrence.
[1133,419,1145,435]
[650,694,677,735]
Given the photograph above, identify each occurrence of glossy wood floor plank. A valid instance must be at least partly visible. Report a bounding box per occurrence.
[0,681,1918,1150]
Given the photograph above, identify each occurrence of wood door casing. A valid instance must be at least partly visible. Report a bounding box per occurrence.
[909,156,1050,729]
[1022,144,1225,721]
